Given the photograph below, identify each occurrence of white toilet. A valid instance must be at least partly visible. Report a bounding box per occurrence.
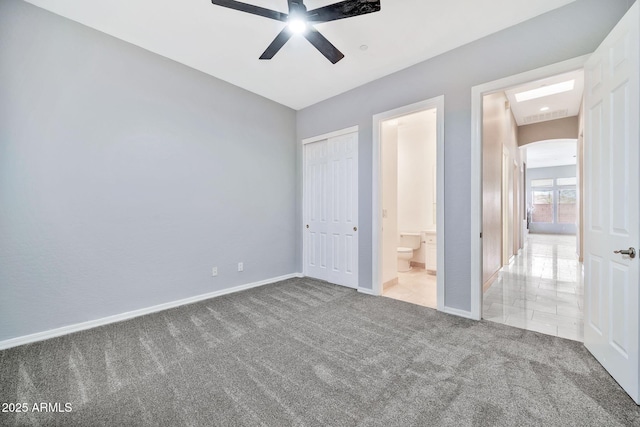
[397,232,421,272]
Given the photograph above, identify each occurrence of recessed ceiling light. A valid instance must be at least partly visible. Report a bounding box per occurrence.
[288,19,307,34]
[515,80,575,102]
[540,106,550,112]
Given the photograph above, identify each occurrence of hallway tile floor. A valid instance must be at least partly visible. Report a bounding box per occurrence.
[383,267,437,309]
[483,234,584,341]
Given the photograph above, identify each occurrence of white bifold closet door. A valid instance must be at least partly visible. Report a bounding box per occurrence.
[304,131,358,288]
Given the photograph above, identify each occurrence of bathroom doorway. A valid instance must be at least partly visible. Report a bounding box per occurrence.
[372,96,444,310]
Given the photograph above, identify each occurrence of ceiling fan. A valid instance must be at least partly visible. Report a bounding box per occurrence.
[209,0,382,64]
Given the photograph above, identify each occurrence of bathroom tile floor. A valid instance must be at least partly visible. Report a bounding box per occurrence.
[383,267,437,309]
[483,233,584,342]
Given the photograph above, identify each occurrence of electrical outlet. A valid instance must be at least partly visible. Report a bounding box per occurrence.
[238,262,244,272]
[212,267,218,277]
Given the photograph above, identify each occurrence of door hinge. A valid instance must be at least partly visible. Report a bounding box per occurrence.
[480,232,483,238]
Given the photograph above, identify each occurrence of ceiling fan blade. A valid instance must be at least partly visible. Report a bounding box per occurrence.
[304,27,345,64]
[210,0,288,22]
[259,27,293,60]
[306,0,381,23]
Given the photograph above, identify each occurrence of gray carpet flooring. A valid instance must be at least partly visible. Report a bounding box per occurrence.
[1,277,639,426]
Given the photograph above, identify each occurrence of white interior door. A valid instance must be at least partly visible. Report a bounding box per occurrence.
[584,3,639,404]
[304,131,358,288]
[305,139,329,282]
[502,149,510,265]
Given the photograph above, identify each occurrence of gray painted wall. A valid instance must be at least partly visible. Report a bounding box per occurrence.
[296,0,634,312]
[527,165,578,235]
[0,0,297,341]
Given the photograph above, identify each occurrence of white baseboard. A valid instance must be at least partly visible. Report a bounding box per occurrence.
[357,287,377,296]
[442,306,474,320]
[0,272,303,351]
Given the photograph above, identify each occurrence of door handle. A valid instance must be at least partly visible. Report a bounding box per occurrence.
[614,247,636,258]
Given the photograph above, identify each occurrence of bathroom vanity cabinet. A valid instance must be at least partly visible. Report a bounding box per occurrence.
[424,231,437,274]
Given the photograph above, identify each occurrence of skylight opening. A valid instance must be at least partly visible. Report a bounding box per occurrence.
[515,80,575,102]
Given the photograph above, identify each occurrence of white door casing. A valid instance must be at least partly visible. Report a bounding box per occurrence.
[303,128,359,288]
[371,96,445,311]
[470,54,591,320]
[584,3,639,404]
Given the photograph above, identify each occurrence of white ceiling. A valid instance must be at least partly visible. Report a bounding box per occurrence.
[525,139,577,169]
[24,0,577,110]
[505,69,584,126]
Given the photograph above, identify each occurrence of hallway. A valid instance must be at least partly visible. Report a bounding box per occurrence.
[483,234,583,341]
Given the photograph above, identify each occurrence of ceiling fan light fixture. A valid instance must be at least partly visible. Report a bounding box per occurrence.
[288,18,308,34]
[210,0,381,63]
